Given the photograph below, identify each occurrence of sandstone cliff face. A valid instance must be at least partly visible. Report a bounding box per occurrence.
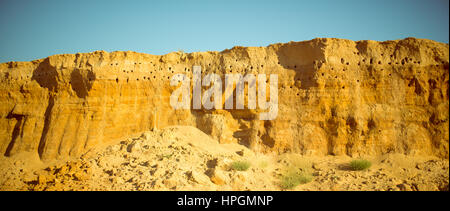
[0,38,448,161]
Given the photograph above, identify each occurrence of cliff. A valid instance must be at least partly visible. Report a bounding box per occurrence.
[0,37,448,161]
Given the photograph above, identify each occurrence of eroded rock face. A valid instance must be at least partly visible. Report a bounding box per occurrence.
[0,38,448,161]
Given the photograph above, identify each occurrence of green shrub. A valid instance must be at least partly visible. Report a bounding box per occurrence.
[349,159,372,171]
[230,161,251,171]
[280,171,313,189]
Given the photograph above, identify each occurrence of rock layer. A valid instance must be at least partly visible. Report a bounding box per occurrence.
[0,38,448,161]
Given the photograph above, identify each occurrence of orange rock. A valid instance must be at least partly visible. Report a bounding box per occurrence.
[0,38,448,161]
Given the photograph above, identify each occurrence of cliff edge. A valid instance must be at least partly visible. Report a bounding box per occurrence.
[0,37,448,161]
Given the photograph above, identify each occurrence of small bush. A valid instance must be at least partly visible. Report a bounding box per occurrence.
[280,171,313,189]
[349,159,372,171]
[230,161,251,171]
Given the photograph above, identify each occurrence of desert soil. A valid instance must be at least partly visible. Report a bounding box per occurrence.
[0,126,448,191]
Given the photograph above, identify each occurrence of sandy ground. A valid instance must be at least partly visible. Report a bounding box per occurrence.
[0,126,448,191]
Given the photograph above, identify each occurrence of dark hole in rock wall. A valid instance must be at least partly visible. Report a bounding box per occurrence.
[69,69,95,98]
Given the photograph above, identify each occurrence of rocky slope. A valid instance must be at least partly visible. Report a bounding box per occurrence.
[1,126,448,191]
[0,38,448,162]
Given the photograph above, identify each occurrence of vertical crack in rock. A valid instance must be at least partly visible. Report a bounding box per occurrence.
[37,96,55,159]
[4,111,24,156]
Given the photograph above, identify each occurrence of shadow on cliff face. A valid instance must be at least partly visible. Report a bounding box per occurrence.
[29,59,59,159]
[37,96,54,160]
[31,57,96,98]
[31,58,58,92]
[70,69,96,98]
[275,43,320,90]
[4,111,24,156]
[30,60,95,159]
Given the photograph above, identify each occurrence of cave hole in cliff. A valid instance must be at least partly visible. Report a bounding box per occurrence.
[370,59,373,64]
[346,116,358,131]
[346,62,349,65]
[357,80,360,82]
[378,61,382,64]
[367,118,376,130]
[321,73,325,76]
[261,121,275,148]
[341,58,345,64]
[428,79,437,89]
[388,62,392,65]
[116,78,119,83]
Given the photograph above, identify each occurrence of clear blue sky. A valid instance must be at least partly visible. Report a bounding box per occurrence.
[0,0,448,63]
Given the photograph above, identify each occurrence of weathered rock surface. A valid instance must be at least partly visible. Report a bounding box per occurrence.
[0,38,448,161]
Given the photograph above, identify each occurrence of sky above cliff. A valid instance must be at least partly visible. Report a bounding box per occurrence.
[0,0,448,63]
